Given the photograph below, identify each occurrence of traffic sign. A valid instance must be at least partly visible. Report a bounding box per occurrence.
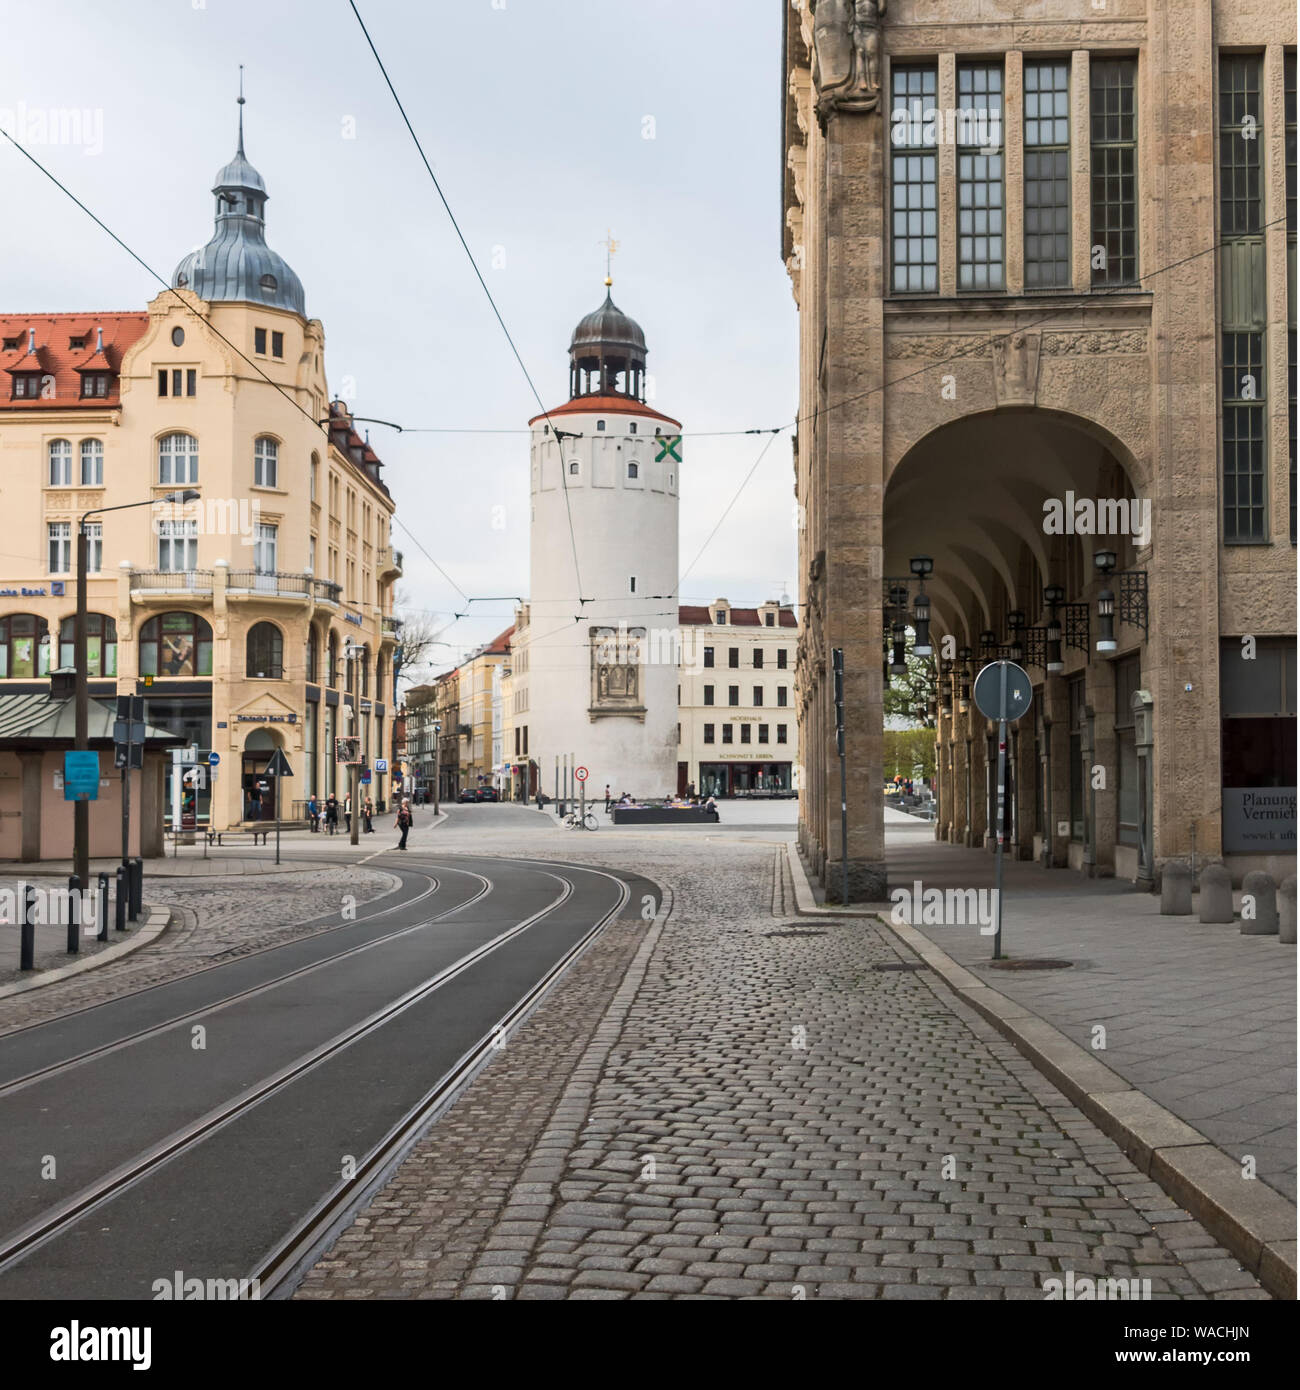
[574,766,589,782]
[266,748,293,778]
[114,720,147,745]
[360,770,372,785]
[63,751,100,802]
[207,752,220,766]
[973,661,1032,723]
[374,758,388,773]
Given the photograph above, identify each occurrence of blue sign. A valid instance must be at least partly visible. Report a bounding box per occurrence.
[374,758,388,773]
[63,751,101,802]
[360,770,372,785]
[207,752,220,766]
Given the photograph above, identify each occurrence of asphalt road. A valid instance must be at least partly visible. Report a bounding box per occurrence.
[0,852,659,1299]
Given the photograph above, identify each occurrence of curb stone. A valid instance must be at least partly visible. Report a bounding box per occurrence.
[782,842,1296,1301]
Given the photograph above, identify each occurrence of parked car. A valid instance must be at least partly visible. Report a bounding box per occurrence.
[477,787,499,802]
[457,787,478,803]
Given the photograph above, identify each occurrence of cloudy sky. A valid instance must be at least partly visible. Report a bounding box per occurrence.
[1,0,799,671]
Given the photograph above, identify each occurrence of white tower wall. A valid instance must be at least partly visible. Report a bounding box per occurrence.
[525,407,680,799]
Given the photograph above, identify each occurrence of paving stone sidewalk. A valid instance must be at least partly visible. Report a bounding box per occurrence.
[296,841,1267,1300]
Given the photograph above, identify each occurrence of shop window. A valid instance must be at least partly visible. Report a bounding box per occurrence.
[139,612,213,678]
[247,622,284,679]
[0,613,50,677]
[59,614,117,676]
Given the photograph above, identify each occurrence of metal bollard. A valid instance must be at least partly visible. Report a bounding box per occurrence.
[97,872,110,943]
[129,858,143,921]
[114,866,127,933]
[20,883,36,971]
[67,875,81,955]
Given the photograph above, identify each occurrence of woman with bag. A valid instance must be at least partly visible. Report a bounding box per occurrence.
[395,798,413,850]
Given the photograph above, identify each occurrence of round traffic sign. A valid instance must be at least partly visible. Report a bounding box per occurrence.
[973,661,1033,723]
[207,752,220,765]
[575,766,589,782]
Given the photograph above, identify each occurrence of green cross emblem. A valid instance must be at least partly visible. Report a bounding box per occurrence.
[655,434,682,462]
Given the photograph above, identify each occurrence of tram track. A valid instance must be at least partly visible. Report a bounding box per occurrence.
[0,859,639,1295]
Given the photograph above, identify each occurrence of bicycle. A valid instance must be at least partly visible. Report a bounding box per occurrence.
[563,808,599,831]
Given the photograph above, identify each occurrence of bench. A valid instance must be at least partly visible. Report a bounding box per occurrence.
[206,828,272,846]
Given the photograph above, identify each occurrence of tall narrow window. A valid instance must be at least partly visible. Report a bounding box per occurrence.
[80,438,103,486]
[957,63,1005,290]
[1219,55,1267,542]
[158,433,198,485]
[1090,58,1138,286]
[254,436,278,488]
[84,522,102,574]
[48,438,71,486]
[890,65,939,292]
[1222,331,1267,541]
[254,523,278,574]
[1024,61,1072,288]
[157,519,198,571]
[47,521,71,573]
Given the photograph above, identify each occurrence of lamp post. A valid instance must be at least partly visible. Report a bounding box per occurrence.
[433,719,441,817]
[1094,550,1118,653]
[344,641,364,845]
[73,490,198,886]
[1043,584,1066,673]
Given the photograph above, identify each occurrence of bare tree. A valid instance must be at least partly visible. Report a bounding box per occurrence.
[392,591,455,691]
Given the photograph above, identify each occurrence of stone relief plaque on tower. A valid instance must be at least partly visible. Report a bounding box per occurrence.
[993,330,1041,407]
[590,625,647,717]
[810,0,886,124]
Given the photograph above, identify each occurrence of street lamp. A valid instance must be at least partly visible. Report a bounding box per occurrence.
[433,718,442,817]
[1094,551,1118,653]
[1043,584,1066,673]
[958,646,973,713]
[72,489,198,886]
[343,641,365,844]
[890,618,908,677]
[1006,610,1026,664]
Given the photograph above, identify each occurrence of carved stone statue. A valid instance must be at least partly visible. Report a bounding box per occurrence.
[811,0,886,123]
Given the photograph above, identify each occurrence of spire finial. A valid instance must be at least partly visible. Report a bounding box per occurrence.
[237,65,246,155]
[602,228,618,288]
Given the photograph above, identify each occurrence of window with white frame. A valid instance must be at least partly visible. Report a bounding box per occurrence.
[47,521,71,573]
[48,439,72,486]
[254,522,278,574]
[158,433,198,485]
[157,519,198,571]
[254,436,278,488]
[85,522,102,574]
[80,438,104,486]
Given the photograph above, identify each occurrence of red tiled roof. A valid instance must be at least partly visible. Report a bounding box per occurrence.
[485,624,515,655]
[528,395,682,429]
[0,312,149,409]
[679,605,798,628]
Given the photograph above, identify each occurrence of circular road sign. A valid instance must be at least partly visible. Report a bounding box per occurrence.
[207,752,220,766]
[973,661,1033,723]
[575,766,589,782]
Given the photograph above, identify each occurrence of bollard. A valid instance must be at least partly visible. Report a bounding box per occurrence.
[97,872,110,943]
[114,866,127,933]
[1160,861,1193,915]
[1280,875,1296,945]
[1197,863,1234,924]
[67,875,81,955]
[20,882,36,971]
[1240,870,1279,936]
[129,858,143,921]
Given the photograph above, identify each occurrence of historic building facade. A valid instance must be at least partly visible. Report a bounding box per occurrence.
[677,600,801,798]
[0,107,401,837]
[511,282,682,800]
[784,0,1296,898]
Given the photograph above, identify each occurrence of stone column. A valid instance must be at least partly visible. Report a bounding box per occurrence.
[1015,720,1037,860]
[1046,676,1071,867]
[938,52,958,298]
[1088,657,1118,874]
[821,104,887,902]
[1003,50,1024,295]
[1070,50,1091,292]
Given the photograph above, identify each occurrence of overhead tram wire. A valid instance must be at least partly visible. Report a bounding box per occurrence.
[0,123,473,612]
[347,0,589,607]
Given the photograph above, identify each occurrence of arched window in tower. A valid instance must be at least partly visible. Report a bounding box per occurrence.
[627,461,639,479]
[596,420,606,431]
[569,460,579,475]
[629,422,637,434]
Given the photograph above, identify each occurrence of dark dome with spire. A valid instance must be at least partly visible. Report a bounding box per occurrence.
[568,282,647,401]
[172,84,305,316]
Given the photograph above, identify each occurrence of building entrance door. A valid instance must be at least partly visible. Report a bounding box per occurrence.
[241,729,279,821]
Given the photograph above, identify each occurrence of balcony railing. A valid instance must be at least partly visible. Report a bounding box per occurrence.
[382,615,403,638]
[225,569,313,598]
[130,569,214,594]
[313,579,343,605]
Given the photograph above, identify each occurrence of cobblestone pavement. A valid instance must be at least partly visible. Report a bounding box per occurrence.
[0,867,400,1035]
[295,836,1267,1300]
[883,813,1297,1203]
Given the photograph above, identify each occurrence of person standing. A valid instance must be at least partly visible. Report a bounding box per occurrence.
[604,783,611,813]
[307,795,319,832]
[363,797,374,833]
[343,794,352,835]
[395,797,413,850]
[325,793,339,835]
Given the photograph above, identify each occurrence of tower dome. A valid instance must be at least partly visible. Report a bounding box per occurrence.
[171,86,306,316]
[568,282,647,400]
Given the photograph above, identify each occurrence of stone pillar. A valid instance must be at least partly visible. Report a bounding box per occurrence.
[1069,50,1091,292]
[1047,678,1071,866]
[1014,722,1036,860]
[820,104,887,903]
[937,51,958,298]
[1088,657,1118,875]
[970,728,988,846]
[1004,50,1024,295]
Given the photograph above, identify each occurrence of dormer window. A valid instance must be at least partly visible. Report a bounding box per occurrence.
[81,372,110,399]
[2,336,21,351]
[69,337,87,351]
[715,610,726,625]
[765,612,775,627]
[259,273,278,296]
[11,373,44,399]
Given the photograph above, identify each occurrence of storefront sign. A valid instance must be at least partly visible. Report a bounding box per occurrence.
[1222,788,1297,852]
[0,582,64,597]
[344,611,364,627]
[236,713,297,723]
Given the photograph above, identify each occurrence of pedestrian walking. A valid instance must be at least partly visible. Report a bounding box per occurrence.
[363,797,374,833]
[344,794,352,834]
[325,793,339,835]
[604,783,611,813]
[395,797,413,850]
[307,795,319,832]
